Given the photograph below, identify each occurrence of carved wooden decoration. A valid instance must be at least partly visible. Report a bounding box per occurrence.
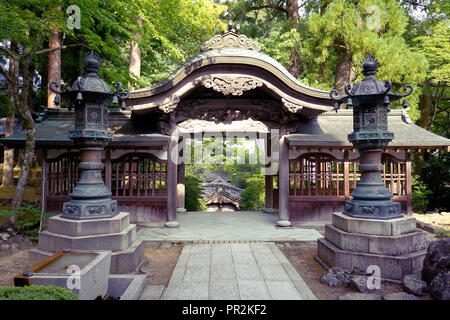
[200,29,261,52]
[201,76,263,96]
[282,98,303,113]
[158,97,180,113]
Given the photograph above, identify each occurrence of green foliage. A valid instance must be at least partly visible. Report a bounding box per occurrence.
[241,172,265,211]
[0,94,16,118]
[412,175,433,213]
[184,170,206,212]
[435,229,450,239]
[0,206,43,237]
[230,0,430,121]
[0,0,227,103]
[421,151,450,212]
[414,20,450,85]
[0,285,78,300]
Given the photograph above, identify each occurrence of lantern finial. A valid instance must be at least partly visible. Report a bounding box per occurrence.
[361,53,378,76]
[84,50,102,74]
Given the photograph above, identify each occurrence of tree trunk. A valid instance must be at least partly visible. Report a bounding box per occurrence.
[1,45,18,187]
[129,39,141,78]
[47,32,61,108]
[335,49,354,107]
[287,0,301,78]
[12,56,36,211]
[129,16,143,89]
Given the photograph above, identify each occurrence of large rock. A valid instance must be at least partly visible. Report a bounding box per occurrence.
[422,238,450,283]
[403,271,428,296]
[338,292,381,300]
[429,269,450,300]
[320,267,351,287]
[382,292,419,300]
[422,238,450,300]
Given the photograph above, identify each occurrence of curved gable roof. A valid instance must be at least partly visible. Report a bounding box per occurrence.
[129,47,330,100]
[127,30,333,116]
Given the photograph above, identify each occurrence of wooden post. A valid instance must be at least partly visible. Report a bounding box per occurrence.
[165,135,179,227]
[177,163,186,212]
[343,150,350,200]
[264,134,274,212]
[41,150,47,218]
[405,151,412,215]
[105,148,111,189]
[277,136,291,226]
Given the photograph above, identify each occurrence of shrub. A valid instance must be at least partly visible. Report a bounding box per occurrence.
[0,285,78,300]
[421,151,450,212]
[0,206,43,237]
[412,176,433,213]
[185,172,206,211]
[241,172,265,211]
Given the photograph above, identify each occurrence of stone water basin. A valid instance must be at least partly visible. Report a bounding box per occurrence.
[14,250,111,300]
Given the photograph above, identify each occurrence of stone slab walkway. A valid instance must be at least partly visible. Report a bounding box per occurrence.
[159,242,317,300]
[137,211,323,242]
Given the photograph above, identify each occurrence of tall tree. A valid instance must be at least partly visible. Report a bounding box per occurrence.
[47,32,61,109]
[0,0,227,213]
[1,43,18,188]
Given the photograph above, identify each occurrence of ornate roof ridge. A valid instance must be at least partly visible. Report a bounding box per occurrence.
[200,21,261,52]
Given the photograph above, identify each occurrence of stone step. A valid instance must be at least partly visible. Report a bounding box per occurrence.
[317,237,426,281]
[139,285,166,300]
[332,212,417,236]
[37,224,136,252]
[48,212,130,237]
[110,239,146,274]
[325,224,427,256]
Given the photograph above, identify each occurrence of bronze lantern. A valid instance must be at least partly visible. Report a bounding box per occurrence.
[49,51,129,219]
[330,54,413,220]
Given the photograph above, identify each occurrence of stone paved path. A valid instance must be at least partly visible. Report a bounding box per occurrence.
[137,211,323,242]
[159,242,317,300]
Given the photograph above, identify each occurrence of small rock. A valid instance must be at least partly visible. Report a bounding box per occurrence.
[10,243,19,254]
[6,227,13,233]
[0,233,9,241]
[349,275,377,293]
[0,243,10,251]
[321,267,351,287]
[403,271,428,296]
[338,292,381,300]
[382,292,419,300]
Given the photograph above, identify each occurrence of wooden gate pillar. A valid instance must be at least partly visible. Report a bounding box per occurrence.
[277,135,291,226]
[264,134,275,212]
[177,163,186,212]
[165,135,179,227]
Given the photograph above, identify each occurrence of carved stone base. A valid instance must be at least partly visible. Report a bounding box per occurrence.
[343,199,402,220]
[164,220,180,228]
[62,198,118,220]
[317,212,427,281]
[276,220,292,227]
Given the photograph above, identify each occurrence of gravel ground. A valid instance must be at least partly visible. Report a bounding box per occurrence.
[414,212,450,232]
[142,244,183,287]
[280,242,412,300]
[0,247,33,287]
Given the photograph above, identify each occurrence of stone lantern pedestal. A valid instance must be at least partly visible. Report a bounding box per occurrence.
[29,212,144,274]
[317,212,427,281]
